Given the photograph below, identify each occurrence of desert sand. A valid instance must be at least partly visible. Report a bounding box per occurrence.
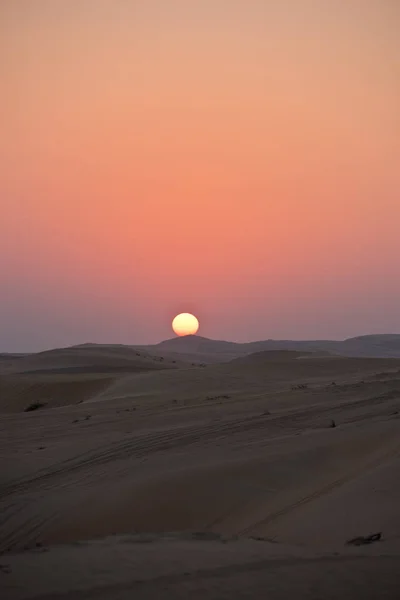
[1,340,400,598]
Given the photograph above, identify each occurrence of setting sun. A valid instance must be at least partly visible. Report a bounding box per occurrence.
[172,313,199,337]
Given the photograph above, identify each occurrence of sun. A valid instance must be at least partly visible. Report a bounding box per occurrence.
[172,313,199,337]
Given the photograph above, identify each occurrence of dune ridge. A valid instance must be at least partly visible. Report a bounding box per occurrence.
[1,341,400,598]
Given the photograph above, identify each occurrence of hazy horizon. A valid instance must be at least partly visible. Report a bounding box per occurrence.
[2,330,400,355]
[2,1,399,352]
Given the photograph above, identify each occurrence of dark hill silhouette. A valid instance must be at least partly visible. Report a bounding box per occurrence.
[2,335,400,368]
[135,333,400,363]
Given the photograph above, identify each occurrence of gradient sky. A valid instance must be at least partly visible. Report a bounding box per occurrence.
[1,1,399,351]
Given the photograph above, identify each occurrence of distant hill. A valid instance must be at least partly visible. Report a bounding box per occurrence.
[135,334,400,363]
[2,335,400,370]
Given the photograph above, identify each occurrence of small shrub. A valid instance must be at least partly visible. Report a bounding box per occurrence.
[292,383,308,391]
[24,402,47,413]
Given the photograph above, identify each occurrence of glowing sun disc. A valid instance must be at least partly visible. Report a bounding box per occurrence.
[172,313,199,336]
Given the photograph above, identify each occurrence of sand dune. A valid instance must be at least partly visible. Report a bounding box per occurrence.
[2,344,181,375]
[0,373,115,414]
[95,353,400,411]
[0,345,183,413]
[1,345,400,598]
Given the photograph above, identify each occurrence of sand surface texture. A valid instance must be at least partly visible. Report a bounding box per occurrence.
[1,344,400,598]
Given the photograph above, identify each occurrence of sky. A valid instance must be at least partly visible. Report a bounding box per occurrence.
[1,0,399,351]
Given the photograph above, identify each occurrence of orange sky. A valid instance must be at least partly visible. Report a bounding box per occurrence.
[1,1,399,350]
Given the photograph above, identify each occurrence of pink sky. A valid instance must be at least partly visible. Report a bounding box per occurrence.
[1,1,399,351]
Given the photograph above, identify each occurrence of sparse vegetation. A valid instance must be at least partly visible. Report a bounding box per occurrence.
[24,402,47,412]
[292,383,308,390]
[346,532,381,546]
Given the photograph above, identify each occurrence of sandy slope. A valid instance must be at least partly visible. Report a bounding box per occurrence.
[0,345,182,413]
[3,536,400,600]
[1,348,400,598]
[1,344,181,375]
